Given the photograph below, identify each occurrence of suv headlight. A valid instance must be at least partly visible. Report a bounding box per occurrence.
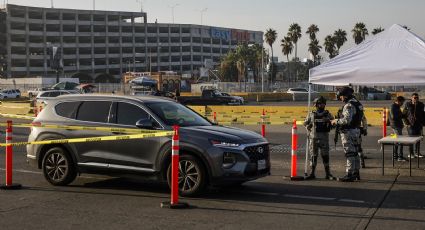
[210,140,240,148]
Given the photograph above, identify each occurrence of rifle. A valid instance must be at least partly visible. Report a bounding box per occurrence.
[334,109,342,150]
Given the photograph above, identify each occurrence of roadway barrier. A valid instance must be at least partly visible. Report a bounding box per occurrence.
[290,119,303,181]
[0,113,35,120]
[161,126,189,209]
[261,109,266,137]
[0,120,22,190]
[190,106,386,126]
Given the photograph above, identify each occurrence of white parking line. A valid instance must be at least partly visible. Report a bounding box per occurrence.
[339,199,365,204]
[284,194,336,201]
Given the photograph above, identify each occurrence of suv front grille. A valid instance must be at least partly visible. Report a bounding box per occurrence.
[244,144,269,163]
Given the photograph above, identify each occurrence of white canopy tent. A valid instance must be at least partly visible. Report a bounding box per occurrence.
[301,24,425,176]
[309,24,425,86]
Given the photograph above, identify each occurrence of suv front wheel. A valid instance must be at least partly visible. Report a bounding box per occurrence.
[42,147,77,186]
[167,155,206,197]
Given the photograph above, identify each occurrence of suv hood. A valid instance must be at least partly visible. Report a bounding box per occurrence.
[180,125,266,144]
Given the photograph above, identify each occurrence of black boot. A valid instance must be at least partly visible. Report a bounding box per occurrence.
[338,173,355,182]
[305,165,316,180]
[325,166,335,180]
[360,154,366,168]
[353,171,361,181]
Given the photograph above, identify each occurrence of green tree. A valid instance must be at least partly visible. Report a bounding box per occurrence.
[306,24,319,40]
[219,51,238,82]
[281,36,293,82]
[264,28,277,84]
[372,27,384,35]
[324,35,337,58]
[308,39,322,65]
[288,23,302,61]
[333,29,347,52]
[352,22,368,44]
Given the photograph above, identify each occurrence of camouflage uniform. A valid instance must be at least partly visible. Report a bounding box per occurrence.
[336,97,364,181]
[304,97,335,180]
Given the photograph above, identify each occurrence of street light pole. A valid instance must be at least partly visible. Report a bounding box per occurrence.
[261,46,264,93]
[200,8,208,25]
[169,3,179,24]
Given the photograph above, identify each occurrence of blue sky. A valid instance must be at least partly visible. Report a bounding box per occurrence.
[3,0,425,61]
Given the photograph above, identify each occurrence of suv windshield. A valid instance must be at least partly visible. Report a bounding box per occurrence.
[145,101,211,127]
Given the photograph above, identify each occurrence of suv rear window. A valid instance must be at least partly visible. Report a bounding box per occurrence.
[76,101,112,123]
[55,101,81,118]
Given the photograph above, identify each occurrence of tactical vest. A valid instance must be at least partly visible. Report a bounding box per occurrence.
[341,99,364,129]
[313,110,331,132]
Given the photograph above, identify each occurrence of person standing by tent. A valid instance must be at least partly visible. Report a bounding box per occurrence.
[402,93,425,158]
[303,96,335,180]
[390,96,406,161]
[331,87,364,182]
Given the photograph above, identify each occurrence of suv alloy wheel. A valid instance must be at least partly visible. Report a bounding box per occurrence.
[42,147,77,186]
[167,155,206,196]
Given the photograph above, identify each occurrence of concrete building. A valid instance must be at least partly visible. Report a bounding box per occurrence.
[0,4,263,82]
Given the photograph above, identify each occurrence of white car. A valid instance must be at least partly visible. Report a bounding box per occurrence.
[286,88,309,94]
[0,89,21,99]
[36,90,80,104]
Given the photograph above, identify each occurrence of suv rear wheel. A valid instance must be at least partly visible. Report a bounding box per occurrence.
[167,155,206,196]
[42,147,77,186]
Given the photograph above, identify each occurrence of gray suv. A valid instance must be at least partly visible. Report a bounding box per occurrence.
[26,95,270,196]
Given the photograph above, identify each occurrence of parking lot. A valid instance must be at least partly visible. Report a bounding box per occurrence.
[0,116,424,230]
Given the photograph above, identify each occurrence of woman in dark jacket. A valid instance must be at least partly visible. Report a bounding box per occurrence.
[390,96,405,161]
[402,93,425,158]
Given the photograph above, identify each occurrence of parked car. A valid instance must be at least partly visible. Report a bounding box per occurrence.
[0,89,21,99]
[286,88,310,94]
[178,89,243,105]
[26,95,270,196]
[28,87,50,99]
[221,92,244,104]
[36,90,80,104]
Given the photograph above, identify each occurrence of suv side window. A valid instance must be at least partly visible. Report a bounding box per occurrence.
[49,91,61,97]
[55,101,81,119]
[116,102,149,126]
[77,101,112,123]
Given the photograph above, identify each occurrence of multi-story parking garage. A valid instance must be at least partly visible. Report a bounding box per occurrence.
[0,4,263,82]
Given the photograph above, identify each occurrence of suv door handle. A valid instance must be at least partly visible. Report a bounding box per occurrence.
[112,132,126,135]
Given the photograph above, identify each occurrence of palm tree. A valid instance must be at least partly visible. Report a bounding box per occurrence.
[249,44,266,83]
[372,27,384,35]
[333,29,347,52]
[308,39,322,65]
[234,43,251,86]
[324,35,337,58]
[264,28,277,84]
[352,22,368,44]
[288,23,302,61]
[219,51,238,81]
[306,24,319,40]
[281,36,293,82]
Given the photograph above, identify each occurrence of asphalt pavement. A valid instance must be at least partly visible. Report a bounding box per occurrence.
[0,118,424,230]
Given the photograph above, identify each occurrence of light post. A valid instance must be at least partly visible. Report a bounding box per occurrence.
[200,7,208,25]
[261,45,264,93]
[169,3,179,24]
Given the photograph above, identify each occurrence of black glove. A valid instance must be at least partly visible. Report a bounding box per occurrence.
[362,129,367,136]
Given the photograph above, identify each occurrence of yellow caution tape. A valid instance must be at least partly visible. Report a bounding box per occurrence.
[0,123,164,134]
[0,113,35,120]
[0,131,174,147]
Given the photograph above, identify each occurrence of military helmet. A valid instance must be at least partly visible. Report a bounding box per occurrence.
[313,96,327,106]
[337,86,354,97]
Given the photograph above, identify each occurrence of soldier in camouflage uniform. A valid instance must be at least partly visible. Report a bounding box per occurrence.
[331,87,364,182]
[304,96,335,180]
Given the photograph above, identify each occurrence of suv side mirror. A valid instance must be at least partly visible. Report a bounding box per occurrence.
[135,118,154,129]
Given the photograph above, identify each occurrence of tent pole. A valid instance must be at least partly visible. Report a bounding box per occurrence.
[305,70,312,177]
